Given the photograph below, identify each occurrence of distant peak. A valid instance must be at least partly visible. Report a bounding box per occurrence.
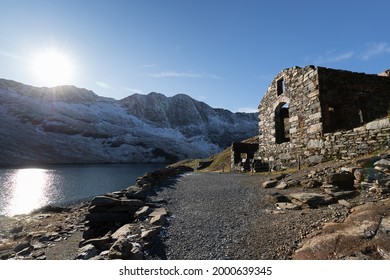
[147,92,167,98]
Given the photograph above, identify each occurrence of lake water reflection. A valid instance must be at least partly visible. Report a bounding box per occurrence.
[0,164,164,216]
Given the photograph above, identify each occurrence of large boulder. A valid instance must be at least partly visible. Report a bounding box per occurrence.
[289,192,335,207]
[374,159,390,173]
[328,171,354,189]
[90,196,122,207]
[293,198,390,260]
[76,244,98,260]
[108,237,139,260]
[262,179,278,188]
[111,223,139,240]
[354,168,387,182]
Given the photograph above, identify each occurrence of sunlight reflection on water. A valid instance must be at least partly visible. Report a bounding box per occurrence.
[3,168,58,216]
[0,164,165,217]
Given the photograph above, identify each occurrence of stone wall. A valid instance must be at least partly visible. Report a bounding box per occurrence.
[318,67,390,133]
[305,118,390,163]
[258,66,323,169]
[257,65,390,170]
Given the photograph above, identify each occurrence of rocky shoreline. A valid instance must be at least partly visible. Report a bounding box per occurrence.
[0,165,193,260]
[0,152,389,260]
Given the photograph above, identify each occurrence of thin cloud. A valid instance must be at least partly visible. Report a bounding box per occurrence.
[149,71,203,78]
[360,42,390,61]
[125,87,144,94]
[237,107,258,113]
[149,71,221,79]
[96,81,112,89]
[314,51,354,64]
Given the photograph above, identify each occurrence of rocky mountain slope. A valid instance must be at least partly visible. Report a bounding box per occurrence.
[0,79,257,165]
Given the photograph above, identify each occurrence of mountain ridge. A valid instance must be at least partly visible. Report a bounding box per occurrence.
[0,78,258,165]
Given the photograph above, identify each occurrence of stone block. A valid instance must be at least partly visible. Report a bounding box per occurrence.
[307,139,324,149]
[111,224,139,240]
[91,196,121,207]
[309,112,322,120]
[149,208,168,217]
[307,123,322,134]
[366,118,390,130]
[329,172,354,188]
[86,212,130,225]
[150,215,166,226]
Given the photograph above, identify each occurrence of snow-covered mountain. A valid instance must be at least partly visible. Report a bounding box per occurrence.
[0,79,258,165]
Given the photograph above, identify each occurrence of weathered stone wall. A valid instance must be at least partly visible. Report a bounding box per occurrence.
[258,65,323,168]
[305,118,390,163]
[257,65,390,170]
[318,67,390,133]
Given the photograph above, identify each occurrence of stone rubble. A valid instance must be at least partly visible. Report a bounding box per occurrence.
[0,204,87,260]
[78,165,193,260]
[263,153,390,259]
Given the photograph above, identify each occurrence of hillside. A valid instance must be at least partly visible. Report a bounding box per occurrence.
[0,79,258,165]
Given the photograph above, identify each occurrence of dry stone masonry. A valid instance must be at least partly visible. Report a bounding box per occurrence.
[77,165,193,260]
[257,66,390,170]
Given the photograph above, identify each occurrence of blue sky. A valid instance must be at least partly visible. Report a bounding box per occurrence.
[1,0,389,112]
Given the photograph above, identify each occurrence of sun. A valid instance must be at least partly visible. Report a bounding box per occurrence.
[30,49,75,87]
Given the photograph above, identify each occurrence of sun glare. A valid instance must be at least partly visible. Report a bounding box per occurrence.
[31,49,75,87]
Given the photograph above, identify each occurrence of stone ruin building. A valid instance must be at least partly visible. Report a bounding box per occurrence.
[231,65,390,171]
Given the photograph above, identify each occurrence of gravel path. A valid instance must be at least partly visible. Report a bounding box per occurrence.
[147,172,340,260]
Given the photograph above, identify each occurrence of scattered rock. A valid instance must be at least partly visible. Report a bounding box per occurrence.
[10,225,23,234]
[39,232,60,242]
[328,171,354,189]
[32,242,48,250]
[262,179,278,188]
[91,196,122,207]
[86,212,131,225]
[134,206,153,220]
[266,192,291,204]
[14,241,33,253]
[323,188,357,199]
[275,181,288,189]
[289,192,335,207]
[126,186,148,199]
[275,202,301,210]
[149,207,168,217]
[141,227,162,240]
[0,250,14,260]
[150,215,166,226]
[374,159,390,173]
[120,199,144,207]
[354,168,386,183]
[111,224,139,240]
[338,199,351,208]
[108,237,134,259]
[293,198,390,260]
[31,250,45,259]
[375,216,390,259]
[76,244,98,260]
[15,246,33,256]
[79,236,112,251]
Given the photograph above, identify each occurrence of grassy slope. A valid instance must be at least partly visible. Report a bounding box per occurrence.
[169,136,258,172]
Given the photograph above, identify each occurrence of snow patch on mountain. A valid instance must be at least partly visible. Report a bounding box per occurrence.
[0,79,258,165]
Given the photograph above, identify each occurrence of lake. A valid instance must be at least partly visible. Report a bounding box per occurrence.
[0,163,164,216]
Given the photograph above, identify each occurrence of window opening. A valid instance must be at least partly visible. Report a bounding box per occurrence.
[277,78,284,96]
[275,102,290,144]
